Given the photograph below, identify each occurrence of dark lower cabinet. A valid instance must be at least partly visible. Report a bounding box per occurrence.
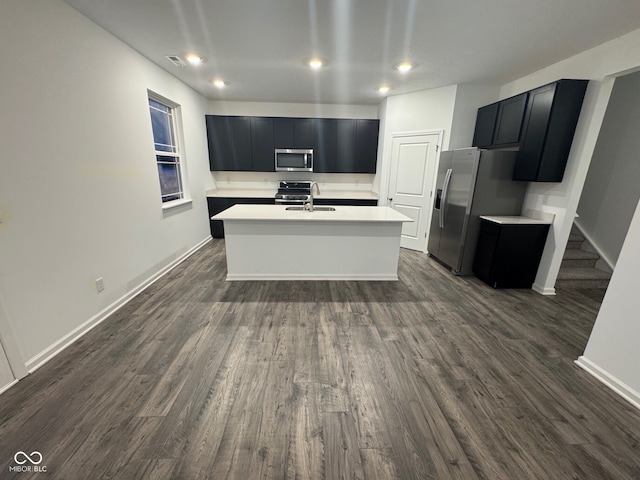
[473,219,550,289]
[314,198,378,206]
[207,197,275,238]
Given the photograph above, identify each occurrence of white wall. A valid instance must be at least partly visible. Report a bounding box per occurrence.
[499,28,640,294]
[576,70,640,268]
[0,0,213,372]
[375,85,458,199]
[576,197,640,409]
[449,84,500,149]
[210,101,378,119]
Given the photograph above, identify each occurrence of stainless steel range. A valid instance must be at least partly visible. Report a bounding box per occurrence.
[275,181,312,204]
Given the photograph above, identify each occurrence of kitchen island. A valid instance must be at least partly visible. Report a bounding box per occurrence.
[212,204,412,281]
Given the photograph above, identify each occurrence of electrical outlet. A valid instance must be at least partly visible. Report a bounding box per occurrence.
[95,277,105,293]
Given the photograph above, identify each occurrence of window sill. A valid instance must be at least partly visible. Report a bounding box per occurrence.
[162,198,193,211]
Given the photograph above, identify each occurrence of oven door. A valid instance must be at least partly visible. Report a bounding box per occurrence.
[275,149,313,172]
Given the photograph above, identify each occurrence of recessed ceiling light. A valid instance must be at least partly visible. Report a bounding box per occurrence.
[186,54,204,65]
[378,85,391,94]
[308,58,323,70]
[213,79,226,88]
[395,62,414,73]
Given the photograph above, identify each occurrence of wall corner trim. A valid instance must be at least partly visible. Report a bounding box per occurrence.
[24,236,213,375]
[532,283,556,295]
[575,356,640,411]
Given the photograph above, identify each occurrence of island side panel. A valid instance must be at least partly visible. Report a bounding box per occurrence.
[221,220,403,280]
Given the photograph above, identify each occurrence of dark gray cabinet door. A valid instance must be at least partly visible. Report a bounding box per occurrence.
[472,103,499,148]
[293,118,314,148]
[206,116,252,171]
[273,118,295,148]
[354,119,379,173]
[471,94,527,148]
[313,119,337,173]
[273,118,314,149]
[514,79,587,182]
[251,117,275,172]
[493,93,527,146]
[335,119,357,173]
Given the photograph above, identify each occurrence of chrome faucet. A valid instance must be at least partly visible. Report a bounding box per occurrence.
[305,182,320,211]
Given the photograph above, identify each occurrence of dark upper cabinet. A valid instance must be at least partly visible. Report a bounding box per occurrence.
[207,115,379,174]
[472,93,527,148]
[472,79,588,182]
[294,119,314,148]
[514,79,588,182]
[313,118,379,173]
[334,119,357,173]
[492,93,528,146]
[273,118,295,148]
[273,118,314,149]
[313,119,337,173]
[354,119,379,173]
[206,116,253,171]
[472,103,499,148]
[250,117,275,172]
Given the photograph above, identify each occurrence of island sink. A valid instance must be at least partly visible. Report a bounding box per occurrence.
[285,206,336,211]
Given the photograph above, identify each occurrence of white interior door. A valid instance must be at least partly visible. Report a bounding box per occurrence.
[387,133,440,251]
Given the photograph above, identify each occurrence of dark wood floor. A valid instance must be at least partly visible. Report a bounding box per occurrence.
[1,239,639,479]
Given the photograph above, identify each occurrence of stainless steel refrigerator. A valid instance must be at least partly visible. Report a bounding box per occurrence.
[428,147,526,275]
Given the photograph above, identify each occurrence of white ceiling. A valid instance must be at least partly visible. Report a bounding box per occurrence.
[62,0,640,105]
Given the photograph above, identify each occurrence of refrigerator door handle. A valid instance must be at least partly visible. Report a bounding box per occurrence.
[439,168,453,228]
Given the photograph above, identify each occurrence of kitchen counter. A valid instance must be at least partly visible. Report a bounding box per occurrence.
[480,215,553,225]
[212,205,412,281]
[213,204,406,223]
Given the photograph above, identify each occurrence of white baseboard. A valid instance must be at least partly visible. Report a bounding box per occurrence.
[0,379,19,395]
[25,236,212,374]
[575,356,640,411]
[532,283,556,295]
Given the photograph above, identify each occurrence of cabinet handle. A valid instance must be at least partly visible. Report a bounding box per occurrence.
[388,197,393,202]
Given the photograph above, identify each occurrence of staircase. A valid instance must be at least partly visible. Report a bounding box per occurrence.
[556,227,612,289]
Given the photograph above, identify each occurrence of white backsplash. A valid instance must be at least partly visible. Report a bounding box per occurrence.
[211,171,375,193]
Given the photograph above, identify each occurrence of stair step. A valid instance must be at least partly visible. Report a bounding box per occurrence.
[556,267,612,289]
[566,233,585,249]
[562,249,599,268]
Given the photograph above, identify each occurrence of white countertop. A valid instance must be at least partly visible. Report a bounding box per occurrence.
[212,204,411,223]
[480,215,553,225]
[206,188,378,200]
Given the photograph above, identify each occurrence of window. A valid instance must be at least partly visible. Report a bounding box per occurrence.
[148,94,185,203]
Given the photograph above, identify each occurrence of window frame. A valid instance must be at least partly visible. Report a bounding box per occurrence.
[147,91,191,210]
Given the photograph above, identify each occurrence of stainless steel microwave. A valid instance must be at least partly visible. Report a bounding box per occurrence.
[275,148,313,172]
